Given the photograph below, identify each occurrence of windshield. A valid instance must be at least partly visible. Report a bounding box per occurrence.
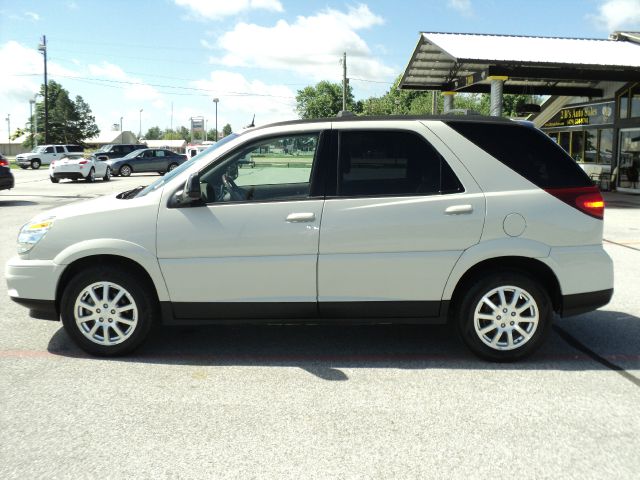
[134,134,240,198]
[96,144,112,153]
[31,146,47,153]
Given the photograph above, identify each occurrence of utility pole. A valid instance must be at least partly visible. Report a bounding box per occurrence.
[29,99,35,144]
[5,114,9,142]
[213,98,219,141]
[342,52,347,111]
[139,108,143,139]
[38,35,48,144]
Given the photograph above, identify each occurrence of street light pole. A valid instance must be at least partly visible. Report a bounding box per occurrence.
[139,108,143,139]
[5,114,10,142]
[213,98,219,142]
[120,116,123,141]
[33,94,40,147]
[38,35,48,144]
[29,99,35,145]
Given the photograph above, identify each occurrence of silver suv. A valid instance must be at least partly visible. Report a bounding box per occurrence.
[5,116,613,360]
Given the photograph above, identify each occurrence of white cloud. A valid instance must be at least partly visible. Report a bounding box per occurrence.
[447,0,473,17]
[174,0,283,20]
[588,0,640,31]
[24,11,40,21]
[190,71,296,126]
[211,4,393,82]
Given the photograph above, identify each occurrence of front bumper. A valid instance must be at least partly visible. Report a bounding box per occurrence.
[5,257,63,320]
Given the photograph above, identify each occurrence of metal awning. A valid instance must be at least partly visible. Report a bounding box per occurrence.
[399,32,640,97]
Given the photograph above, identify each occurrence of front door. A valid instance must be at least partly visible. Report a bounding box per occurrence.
[156,129,327,320]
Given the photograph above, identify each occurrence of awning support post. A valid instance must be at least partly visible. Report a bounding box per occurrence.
[489,76,508,116]
[443,91,455,113]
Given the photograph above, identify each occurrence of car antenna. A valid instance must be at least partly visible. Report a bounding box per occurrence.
[244,114,255,129]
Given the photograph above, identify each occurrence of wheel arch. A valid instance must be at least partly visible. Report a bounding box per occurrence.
[448,256,562,318]
[55,254,164,317]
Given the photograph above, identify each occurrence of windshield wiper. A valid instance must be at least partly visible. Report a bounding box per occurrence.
[116,186,146,199]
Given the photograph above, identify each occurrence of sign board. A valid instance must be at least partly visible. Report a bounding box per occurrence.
[543,101,614,129]
[191,117,205,131]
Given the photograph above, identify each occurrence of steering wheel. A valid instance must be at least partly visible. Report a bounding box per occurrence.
[221,173,244,201]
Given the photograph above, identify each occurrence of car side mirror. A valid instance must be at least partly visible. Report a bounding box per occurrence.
[170,172,203,208]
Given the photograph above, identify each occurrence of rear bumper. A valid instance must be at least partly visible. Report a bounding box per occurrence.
[52,171,85,180]
[0,174,14,190]
[561,288,613,317]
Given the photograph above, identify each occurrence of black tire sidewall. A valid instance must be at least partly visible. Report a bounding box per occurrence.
[456,271,552,362]
[60,267,157,356]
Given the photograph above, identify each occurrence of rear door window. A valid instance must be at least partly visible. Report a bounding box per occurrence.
[447,122,592,188]
[337,130,463,197]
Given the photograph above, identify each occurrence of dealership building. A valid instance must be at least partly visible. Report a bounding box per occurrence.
[400,31,640,193]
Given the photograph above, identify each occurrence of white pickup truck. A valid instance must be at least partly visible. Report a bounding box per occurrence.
[15,144,84,169]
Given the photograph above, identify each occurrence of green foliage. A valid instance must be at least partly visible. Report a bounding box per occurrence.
[222,123,232,137]
[295,81,358,119]
[26,81,100,147]
[144,126,163,140]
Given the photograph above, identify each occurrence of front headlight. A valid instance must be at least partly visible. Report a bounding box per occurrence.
[17,217,55,254]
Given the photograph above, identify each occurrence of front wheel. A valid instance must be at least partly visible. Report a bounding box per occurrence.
[31,159,41,169]
[103,167,111,181]
[60,267,157,356]
[119,165,132,177]
[168,162,179,172]
[456,271,552,362]
[85,168,95,182]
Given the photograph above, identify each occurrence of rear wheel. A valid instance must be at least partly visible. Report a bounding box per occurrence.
[50,176,59,183]
[31,159,41,169]
[85,168,95,182]
[119,165,132,177]
[60,267,157,356]
[456,271,551,361]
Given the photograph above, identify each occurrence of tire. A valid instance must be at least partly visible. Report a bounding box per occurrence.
[86,168,95,182]
[103,167,111,182]
[168,162,179,172]
[50,176,59,183]
[20,165,28,170]
[31,159,41,169]
[60,266,157,356]
[456,271,552,362]
[119,165,132,177]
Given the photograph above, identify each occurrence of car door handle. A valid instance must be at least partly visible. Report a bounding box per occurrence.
[444,204,473,215]
[286,213,316,223]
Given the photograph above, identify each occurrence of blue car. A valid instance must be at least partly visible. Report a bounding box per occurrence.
[107,148,187,177]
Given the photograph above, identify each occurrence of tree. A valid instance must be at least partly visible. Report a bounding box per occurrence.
[222,123,232,137]
[26,81,100,147]
[145,126,162,140]
[295,81,359,119]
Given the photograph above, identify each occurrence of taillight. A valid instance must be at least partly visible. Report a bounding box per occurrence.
[0,158,8,167]
[50,161,55,166]
[79,160,88,164]
[544,186,604,219]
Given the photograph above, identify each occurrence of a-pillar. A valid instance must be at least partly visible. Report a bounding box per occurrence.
[489,76,508,117]
[442,91,456,113]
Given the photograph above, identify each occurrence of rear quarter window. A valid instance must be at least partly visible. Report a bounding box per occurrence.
[447,122,592,189]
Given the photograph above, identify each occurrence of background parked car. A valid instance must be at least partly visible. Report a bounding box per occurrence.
[15,144,84,169]
[108,148,187,176]
[49,154,111,183]
[0,152,14,191]
[92,143,147,161]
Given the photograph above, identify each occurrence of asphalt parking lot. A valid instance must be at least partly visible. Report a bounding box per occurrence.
[1,168,639,479]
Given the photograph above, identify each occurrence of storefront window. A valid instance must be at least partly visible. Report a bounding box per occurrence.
[599,129,613,166]
[559,132,570,153]
[631,85,640,118]
[617,128,640,190]
[619,91,629,119]
[584,130,597,163]
[570,131,584,161]
[548,132,558,143]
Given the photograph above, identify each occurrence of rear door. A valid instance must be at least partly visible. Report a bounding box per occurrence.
[317,122,485,319]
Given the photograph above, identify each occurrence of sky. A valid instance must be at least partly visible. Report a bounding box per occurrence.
[1,0,640,141]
